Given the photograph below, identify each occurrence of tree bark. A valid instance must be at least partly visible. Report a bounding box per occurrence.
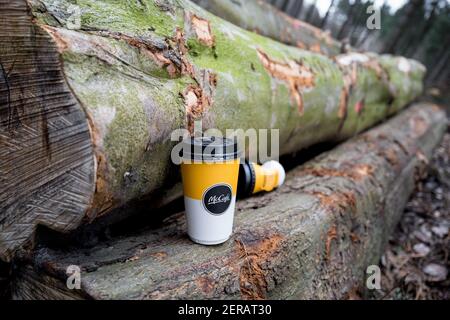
[0,0,426,262]
[192,0,343,56]
[11,103,447,300]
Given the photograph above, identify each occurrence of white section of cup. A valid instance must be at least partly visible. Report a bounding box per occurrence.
[184,195,236,245]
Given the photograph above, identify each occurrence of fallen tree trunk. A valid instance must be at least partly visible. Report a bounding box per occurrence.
[192,0,345,56]
[11,103,447,300]
[0,0,425,261]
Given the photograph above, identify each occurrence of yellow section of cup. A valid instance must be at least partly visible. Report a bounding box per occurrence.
[181,159,241,200]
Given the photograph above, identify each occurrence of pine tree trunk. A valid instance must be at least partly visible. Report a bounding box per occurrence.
[406,0,438,57]
[1,0,426,261]
[383,0,424,54]
[320,0,336,29]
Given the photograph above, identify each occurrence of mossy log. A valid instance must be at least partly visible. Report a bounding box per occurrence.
[11,103,447,300]
[1,0,425,261]
[192,0,345,56]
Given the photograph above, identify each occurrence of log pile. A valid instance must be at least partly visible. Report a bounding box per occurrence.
[11,103,447,299]
[0,0,427,262]
[192,0,346,55]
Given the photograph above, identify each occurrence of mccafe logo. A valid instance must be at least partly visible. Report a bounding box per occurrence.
[207,194,231,205]
[203,184,232,215]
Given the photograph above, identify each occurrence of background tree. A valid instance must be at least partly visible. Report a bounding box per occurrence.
[271,0,449,90]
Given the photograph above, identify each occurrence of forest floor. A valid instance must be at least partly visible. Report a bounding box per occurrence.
[369,130,450,300]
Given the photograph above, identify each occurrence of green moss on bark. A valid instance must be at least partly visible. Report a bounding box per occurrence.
[28,0,425,207]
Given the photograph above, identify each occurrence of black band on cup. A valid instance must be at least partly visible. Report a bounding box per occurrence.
[237,160,256,198]
[182,136,241,162]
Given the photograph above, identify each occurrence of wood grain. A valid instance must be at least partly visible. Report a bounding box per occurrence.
[0,0,95,262]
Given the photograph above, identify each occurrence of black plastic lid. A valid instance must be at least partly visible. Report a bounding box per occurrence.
[182,136,241,161]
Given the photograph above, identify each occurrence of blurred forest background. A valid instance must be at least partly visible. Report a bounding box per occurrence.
[267,0,449,103]
[267,0,450,299]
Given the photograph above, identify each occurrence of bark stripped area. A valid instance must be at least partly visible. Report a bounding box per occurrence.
[86,144,114,221]
[312,190,358,215]
[94,29,191,78]
[43,12,218,135]
[235,231,285,300]
[41,24,189,78]
[45,8,216,115]
[336,53,396,122]
[183,84,211,133]
[182,68,218,133]
[308,43,323,54]
[299,163,374,182]
[287,18,335,48]
[256,49,315,115]
[296,156,371,220]
[362,58,397,101]
[325,225,338,262]
[188,13,215,47]
[337,62,358,120]
[182,13,218,133]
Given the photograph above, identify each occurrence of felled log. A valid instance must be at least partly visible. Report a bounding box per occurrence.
[11,103,447,300]
[192,0,345,56]
[0,0,425,261]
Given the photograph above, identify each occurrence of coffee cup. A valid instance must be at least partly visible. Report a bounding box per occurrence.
[180,137,241,245]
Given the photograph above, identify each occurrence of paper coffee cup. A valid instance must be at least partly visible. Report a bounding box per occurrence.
[181,137,241,245]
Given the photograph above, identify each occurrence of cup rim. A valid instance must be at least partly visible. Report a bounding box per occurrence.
[181,136,242,162]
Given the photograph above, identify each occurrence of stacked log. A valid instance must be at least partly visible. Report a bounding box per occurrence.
[12,103,447,299]
[192,0,345,55]
[1,0,425,262]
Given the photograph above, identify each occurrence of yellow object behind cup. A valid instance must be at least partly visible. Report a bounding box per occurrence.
[251,160,285,194]
[252,163,279,193]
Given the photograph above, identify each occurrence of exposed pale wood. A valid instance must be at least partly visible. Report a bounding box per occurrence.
[12,103,447,300]
[0,0,95,262]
